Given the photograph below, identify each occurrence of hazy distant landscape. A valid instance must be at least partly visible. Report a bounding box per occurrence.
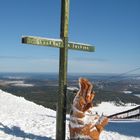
[0,72,140,112]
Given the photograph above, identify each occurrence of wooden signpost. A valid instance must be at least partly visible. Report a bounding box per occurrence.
[21,0,95,140]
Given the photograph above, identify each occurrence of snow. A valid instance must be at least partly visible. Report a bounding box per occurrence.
[12,83,34,87]
[122,91,133,94]
[0,89,56,140]
[67,86,79,91]
[0,89,140,140]
[92,102,138,116]
[22,36,62,42]
[134,94,140,98]
[3,76,26,80]
[69,41,92,46]
[0,80,34,87]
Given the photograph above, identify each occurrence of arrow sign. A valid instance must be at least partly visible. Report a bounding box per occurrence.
[22,36,95,52]
[22,36,63,48]
[68,42,95,52]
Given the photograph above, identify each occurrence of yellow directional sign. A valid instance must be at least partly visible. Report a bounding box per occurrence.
[22,36,95,52]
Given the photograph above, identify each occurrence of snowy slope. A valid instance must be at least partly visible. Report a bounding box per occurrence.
[92,102,138,116]
[0,89,140,140]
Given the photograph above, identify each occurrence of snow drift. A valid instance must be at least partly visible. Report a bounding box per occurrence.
[0,89,140,140]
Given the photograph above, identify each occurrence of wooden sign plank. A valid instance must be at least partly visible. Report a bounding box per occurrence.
[68,42,95,52]
[22,36,95,52]
[22,36,63,48]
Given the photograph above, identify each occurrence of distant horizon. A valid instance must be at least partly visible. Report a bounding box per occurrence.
[0,71,140,76]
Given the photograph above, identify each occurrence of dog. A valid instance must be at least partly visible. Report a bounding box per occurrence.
[69,78,108,140]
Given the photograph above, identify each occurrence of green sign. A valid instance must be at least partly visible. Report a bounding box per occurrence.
[68,42,95,52]
[22,36,63,48]
[22,36,95,52]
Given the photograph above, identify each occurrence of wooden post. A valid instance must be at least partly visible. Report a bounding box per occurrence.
[21,0,95,139]
[56,0,69,139]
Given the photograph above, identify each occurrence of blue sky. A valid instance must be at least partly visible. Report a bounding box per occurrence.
[0,0,140,74]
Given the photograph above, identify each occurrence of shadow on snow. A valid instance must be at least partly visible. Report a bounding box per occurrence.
[105,120,140,138]
[0,122,54,140]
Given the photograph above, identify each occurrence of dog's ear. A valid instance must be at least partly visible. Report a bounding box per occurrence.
[78,78,95,104]
[79,78,93,97]
[79,78,87,96]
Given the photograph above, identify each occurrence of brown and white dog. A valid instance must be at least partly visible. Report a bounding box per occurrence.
[69,78,108,140]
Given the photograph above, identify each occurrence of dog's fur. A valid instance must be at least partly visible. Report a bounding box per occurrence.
[69,78,108,140]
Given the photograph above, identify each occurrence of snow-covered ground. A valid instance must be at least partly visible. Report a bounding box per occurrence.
[0,89,140,140]
[92,102,138,116]
[122,90,133,94]
[0,80,34,87]
[134,94,140,98]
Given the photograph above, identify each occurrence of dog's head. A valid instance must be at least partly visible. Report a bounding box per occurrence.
[74,78,95,112]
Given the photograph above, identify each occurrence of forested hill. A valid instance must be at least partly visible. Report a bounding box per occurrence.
[0,73,140,112]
